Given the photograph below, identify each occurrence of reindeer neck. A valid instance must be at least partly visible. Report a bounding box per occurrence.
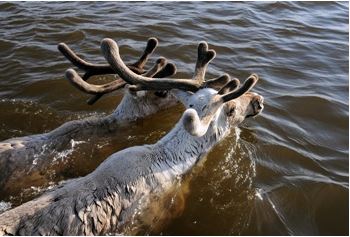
[154,113,230,173]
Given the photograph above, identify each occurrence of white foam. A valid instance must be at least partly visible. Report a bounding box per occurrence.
[0,201,12,214]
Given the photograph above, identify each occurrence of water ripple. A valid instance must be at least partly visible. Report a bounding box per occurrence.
[0,1,348,235]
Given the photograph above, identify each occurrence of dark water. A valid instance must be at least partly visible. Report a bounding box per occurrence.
[0,1,348,235]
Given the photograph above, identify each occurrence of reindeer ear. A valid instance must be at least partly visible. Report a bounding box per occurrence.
[182,108,209,137]
[125,84,138,97]
[224,101,236,117]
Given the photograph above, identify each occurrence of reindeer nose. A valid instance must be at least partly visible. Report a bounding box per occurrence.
[253,98,264,114]
[255,96,264,111]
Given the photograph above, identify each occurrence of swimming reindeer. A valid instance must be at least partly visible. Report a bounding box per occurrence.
[0,38,264,235]
[0,38,229,194]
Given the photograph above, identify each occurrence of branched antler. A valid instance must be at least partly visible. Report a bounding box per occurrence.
[217,78,240,95]
[65,57,176,99]
[58,38,158,79]
[220,74,259,102]
[63,38,232,105]
[205,74,232,90]
[99,38,230,92]
[60,38,176,104]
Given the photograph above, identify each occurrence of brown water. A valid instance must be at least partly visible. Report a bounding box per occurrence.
[0,1,348,235]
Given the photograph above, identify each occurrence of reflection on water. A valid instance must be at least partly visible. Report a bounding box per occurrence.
[0,1,348,235]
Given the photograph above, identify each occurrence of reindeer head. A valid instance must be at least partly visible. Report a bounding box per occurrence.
[178,75,263,137]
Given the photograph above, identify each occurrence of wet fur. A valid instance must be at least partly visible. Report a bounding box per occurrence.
[0,88,263,235]
[0,90,177,193]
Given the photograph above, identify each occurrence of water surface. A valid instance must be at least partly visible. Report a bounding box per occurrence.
[0,1,348,235]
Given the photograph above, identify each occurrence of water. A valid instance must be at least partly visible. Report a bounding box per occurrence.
[0,1,348,235]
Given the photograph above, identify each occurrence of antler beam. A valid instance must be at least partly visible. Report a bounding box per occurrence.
[100,38,230,92]
[65,57,176,95]
[59,38,159,104]
[58,38,159,79]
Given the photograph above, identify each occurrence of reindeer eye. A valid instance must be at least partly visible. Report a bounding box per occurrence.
[154,91,168,98]
[189,104,193,108]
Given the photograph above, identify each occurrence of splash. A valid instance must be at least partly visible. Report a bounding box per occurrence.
[0,201,11,214]
[255,188,264,201]
[52,139,86,162]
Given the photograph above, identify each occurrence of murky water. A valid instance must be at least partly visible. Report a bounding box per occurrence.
[0,1,348,235]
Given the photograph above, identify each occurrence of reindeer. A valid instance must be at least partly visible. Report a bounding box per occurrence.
[0,38,230,194]
[0,38,264,235]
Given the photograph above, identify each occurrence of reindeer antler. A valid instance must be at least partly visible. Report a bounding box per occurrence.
[220,74,259,102]
[218,78,240,95]
[98,38,230,92]
[66,57,175,95]
[60,38,176,104]
[58,38,158,79]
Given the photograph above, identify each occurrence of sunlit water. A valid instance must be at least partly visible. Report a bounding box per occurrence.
[0,1,348,235]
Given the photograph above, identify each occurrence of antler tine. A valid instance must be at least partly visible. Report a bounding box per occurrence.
[130,37,158,69]
[153,62,177,78]
[58,43,116,80]
[102,38,218,92]
[203,74,231,90]
[221,74,259,102]
[128,60,178,94]
[217,78,240,95]
[142,57,167,77]
[127,57,176,92]
[65,69,126,95]
[193,41,216,82]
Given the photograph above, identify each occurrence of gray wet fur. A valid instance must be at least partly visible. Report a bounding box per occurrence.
[0,88,178,193]
[0,78,264,235]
